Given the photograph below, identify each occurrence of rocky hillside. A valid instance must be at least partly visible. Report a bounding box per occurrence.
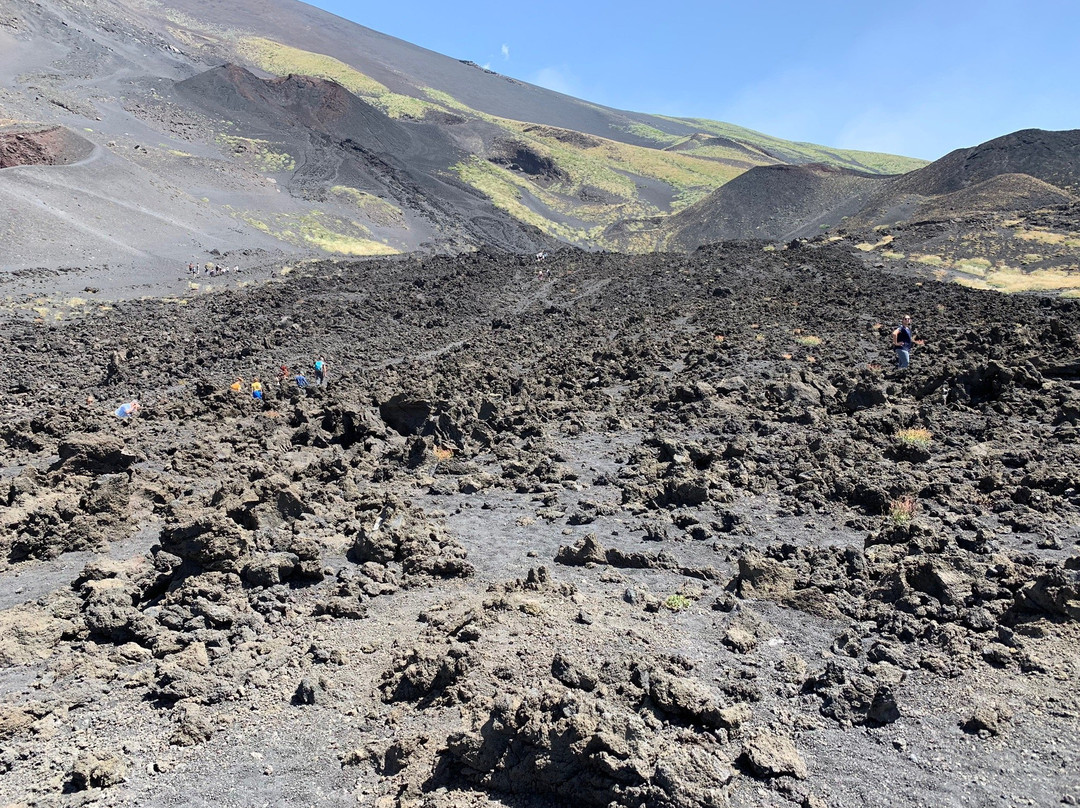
[1,242,1078,807]
[636,128,1080,296]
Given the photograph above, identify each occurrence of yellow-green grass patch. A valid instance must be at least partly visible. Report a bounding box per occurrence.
[216,135,295,172]
[953,257,992,276]
[911,254,946,267]
[655,116,928,175]
[897,428,932,446]
[236,37,446,120]
[329,186,405,224]
[979,268,1080,293]
[619,123,682,146]
[502,120,744,209]
[856,234,895,251]
[234,210,399,256]
[236,36,388,96]
[453,157,591,242]
[1014,229,1077,246]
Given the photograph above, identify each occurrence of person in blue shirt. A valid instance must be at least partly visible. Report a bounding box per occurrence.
[314,357,326,386]
[891,314,922,369]
[114,400,141,418]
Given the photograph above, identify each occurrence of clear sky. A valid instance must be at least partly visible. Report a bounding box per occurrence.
[304,0,1078,161]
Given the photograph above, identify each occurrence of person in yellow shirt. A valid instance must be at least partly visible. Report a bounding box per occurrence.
[251,378,263,400]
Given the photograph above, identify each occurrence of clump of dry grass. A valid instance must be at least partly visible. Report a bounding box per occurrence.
[897,428,932,447]
[796,335,822,347]
[889,496,918,525]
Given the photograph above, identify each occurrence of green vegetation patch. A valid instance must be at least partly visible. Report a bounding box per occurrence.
[911,254,946,267]
[656,116,928,175]
[453,157,592,242]
[329,186,405,226]
[217,134,295,172]
[234,209,399,256]
[236,36,387,96]
[897,428,932,447]
[889,496,918,525]
[504,120,744,212]
[980,267,1080,294]
[236,37,445,120]
[953,257,992,276]
[618,123,682,146]
[663,594,692,612]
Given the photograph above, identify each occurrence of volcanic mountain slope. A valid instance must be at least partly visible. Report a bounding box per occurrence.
[0,0,923,278]
[0,243,1079,807]
[173,63,553,253]
[845,129,1080,230]
[608,163,892,251]
[641,128,1080,296]
[842,130,1080,295]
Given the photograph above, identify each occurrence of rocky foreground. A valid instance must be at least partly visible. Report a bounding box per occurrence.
[1,242,1079,808]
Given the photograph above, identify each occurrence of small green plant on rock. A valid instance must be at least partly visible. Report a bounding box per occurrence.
[664,594,692,612]
[889,496,918,525]
[796,335,822,347]
[897,428,932,447]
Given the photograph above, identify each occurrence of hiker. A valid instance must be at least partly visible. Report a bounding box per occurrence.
[114,400,141,419]
[277,364,289,383]
[230,376,244,392]
[251,377,263,400]
[891,314,923,369]
[295,372,308,389]
[314,357,326,386]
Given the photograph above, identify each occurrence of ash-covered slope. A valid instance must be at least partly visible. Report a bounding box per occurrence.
[660,163,892,247]
[894,128,1080,197]
[848,129,1080,229]
[911,173,1076,221]
[604,163,891,250]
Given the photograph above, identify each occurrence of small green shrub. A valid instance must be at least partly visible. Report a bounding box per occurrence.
[664,594,692,612]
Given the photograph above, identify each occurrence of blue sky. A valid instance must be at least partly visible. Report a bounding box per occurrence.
[307,0,1079,161]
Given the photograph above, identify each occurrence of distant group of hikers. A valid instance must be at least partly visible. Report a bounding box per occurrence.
[230,357,328,400]
[113,358,327,419]
[111,310,922,423]
[188,262,240,277]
